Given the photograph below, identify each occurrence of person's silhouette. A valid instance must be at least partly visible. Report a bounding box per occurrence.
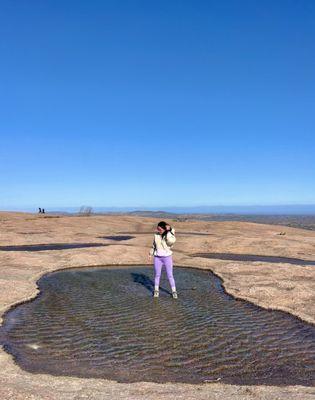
[38,208,42,213]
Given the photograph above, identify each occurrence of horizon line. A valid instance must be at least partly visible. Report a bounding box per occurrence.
[1,203,315,209]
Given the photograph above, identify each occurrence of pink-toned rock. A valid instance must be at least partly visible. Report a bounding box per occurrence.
[0,212,314,399]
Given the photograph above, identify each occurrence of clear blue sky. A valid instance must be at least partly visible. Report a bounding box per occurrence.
[1,0,314,210]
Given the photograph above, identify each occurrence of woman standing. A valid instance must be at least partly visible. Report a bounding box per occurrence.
[148,221,178,299]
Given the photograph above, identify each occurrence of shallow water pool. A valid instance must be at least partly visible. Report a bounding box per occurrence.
[1,266,314,386]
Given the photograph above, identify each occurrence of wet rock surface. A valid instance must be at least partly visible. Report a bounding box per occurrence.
[192,253,315,266]
[0,243,108,252]
[101,236,135,241]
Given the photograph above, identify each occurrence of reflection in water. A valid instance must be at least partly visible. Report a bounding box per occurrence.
[1,266,314,386]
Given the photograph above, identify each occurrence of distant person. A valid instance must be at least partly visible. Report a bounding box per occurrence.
[148,221,177,299]
[42,208,45,214]
[38,208,42,213]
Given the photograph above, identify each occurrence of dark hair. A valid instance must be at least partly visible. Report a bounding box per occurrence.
[157,221,170,240]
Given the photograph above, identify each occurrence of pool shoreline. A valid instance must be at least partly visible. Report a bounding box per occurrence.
[1,264,314,387]
[0,212,314,399]
[2,263,314,329]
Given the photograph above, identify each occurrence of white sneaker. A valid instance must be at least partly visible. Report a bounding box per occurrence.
[153,290,159,298]
[172,291,178,299]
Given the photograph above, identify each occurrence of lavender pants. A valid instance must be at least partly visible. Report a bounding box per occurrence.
[154,255,176,290]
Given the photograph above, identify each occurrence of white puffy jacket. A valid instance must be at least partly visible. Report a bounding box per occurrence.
[149,228,176,256]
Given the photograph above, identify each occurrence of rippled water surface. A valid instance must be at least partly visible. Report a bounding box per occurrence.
[1,266,314,386]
